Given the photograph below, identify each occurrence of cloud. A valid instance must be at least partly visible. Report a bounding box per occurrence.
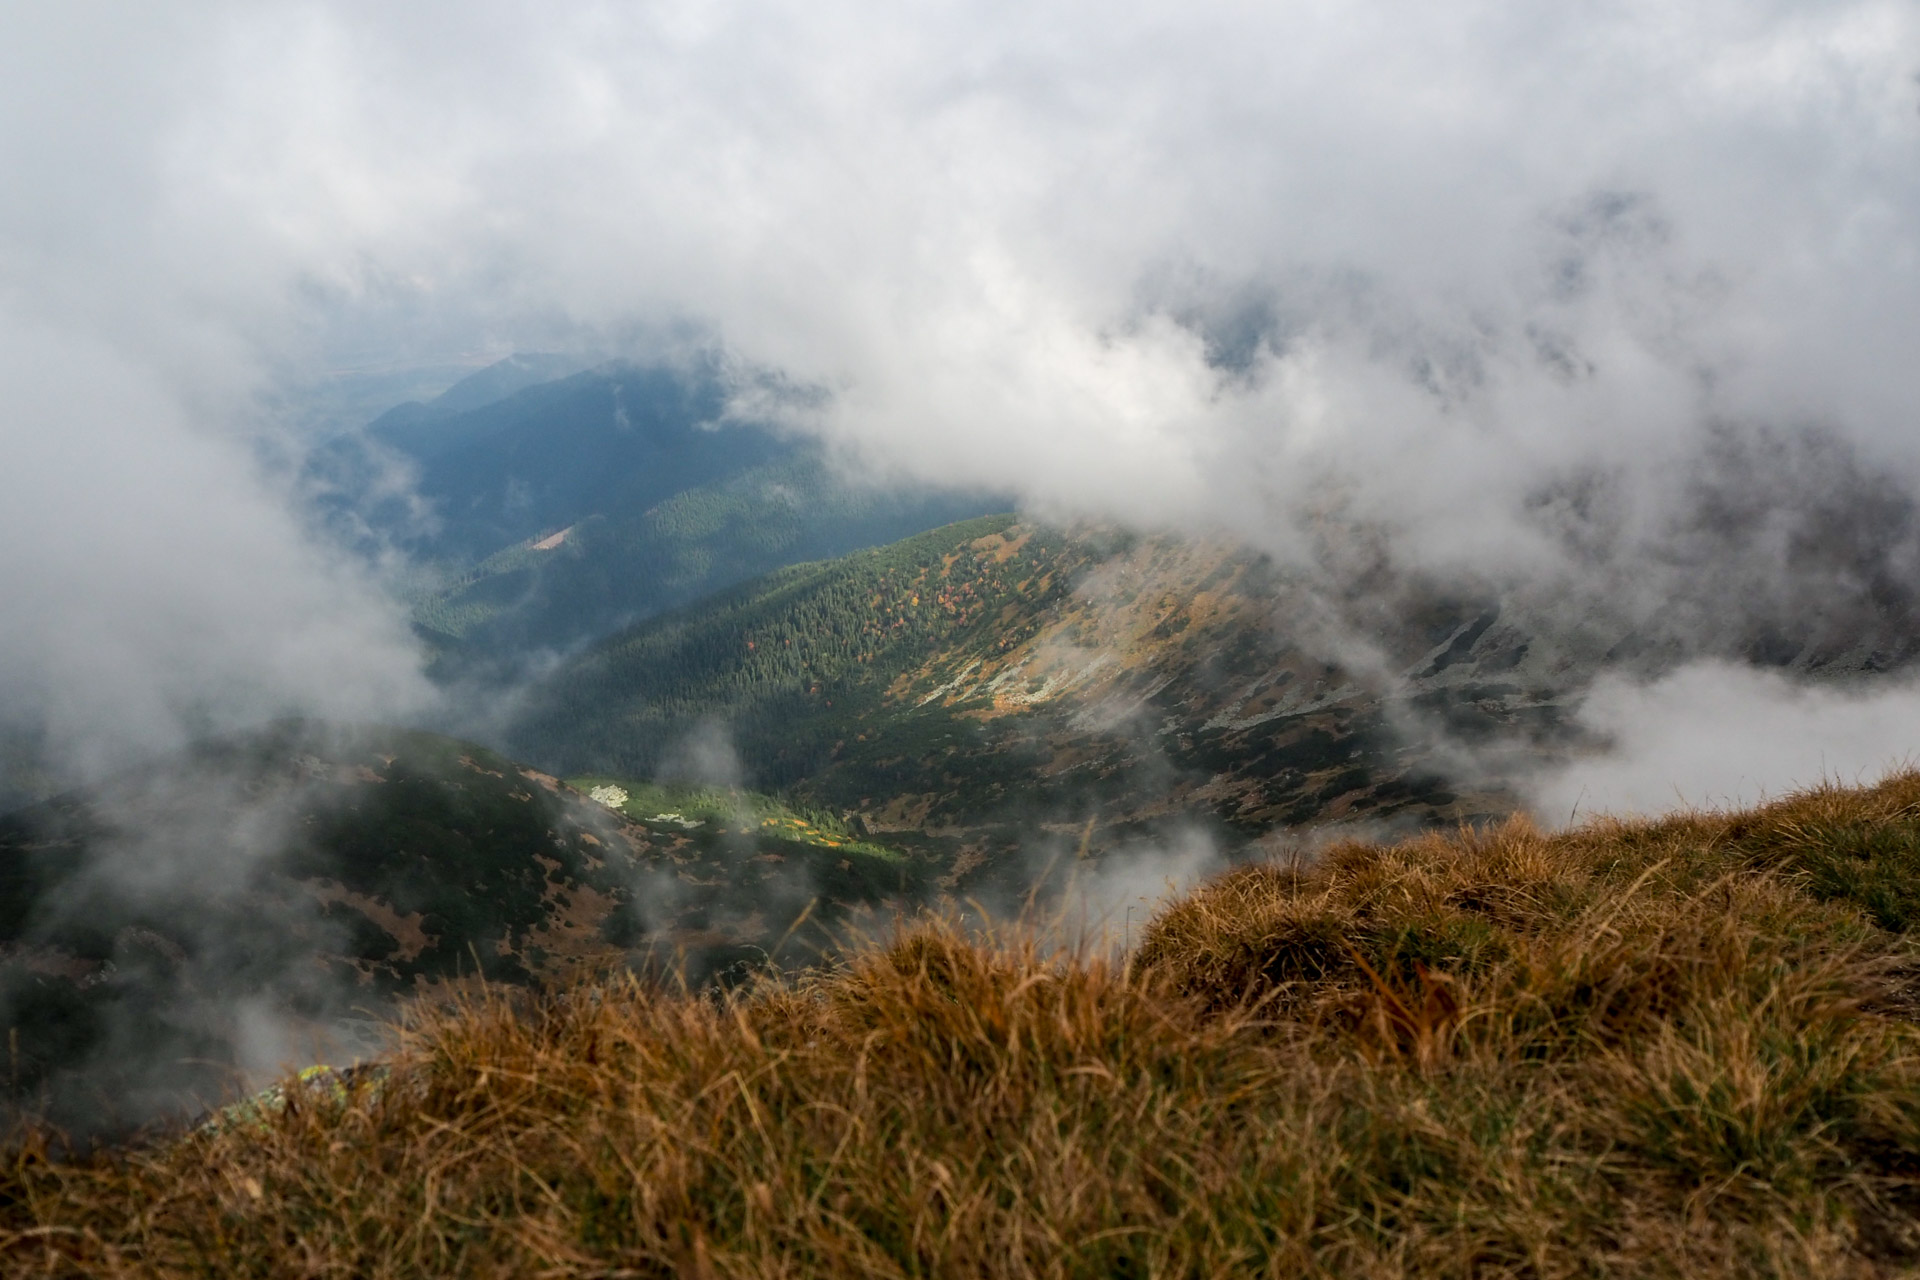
[0,8,434,782]
[657,718,747,791]
[213,7,1920,581]
[0,311,430,781]
[1528,660,1920,821]
[2,1,1916,791]
[1055,827,1224,956]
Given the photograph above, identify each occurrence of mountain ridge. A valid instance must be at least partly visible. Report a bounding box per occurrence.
[506,505,1920,873]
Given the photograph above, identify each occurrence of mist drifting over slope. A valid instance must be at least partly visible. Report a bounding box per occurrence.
[0,0,1915,806]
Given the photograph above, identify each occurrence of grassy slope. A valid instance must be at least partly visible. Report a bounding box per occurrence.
[12,775,1920,1275]
[570,776,906,863]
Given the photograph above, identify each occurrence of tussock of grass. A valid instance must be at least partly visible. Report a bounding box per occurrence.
[10,777,1920,1276]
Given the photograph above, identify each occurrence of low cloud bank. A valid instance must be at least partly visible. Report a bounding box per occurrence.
[2,2,1916,823]
[1530,661,1920,823]
[0,312,431,789]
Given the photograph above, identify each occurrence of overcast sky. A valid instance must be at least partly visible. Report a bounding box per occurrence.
[0,1,1915,798]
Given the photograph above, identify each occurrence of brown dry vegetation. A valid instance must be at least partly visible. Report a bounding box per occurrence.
[10,776,1920,1277]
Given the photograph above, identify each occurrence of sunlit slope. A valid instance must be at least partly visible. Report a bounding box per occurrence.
[507,513,1083,779]
[508,517,1565,861]
[16,775,1920,1274]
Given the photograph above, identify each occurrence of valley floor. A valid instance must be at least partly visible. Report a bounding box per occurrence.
[10,776,1920,1277]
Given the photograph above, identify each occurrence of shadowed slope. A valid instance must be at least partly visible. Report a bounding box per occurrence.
[0,724,922,1134]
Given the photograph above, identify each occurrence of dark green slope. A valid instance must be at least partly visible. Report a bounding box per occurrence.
[417,451,1006,662]
[0,723,921,1132]
[308,358,780,568]
[385,360,781,564]
[505,502,1920,903]
[363,352,587,454]
[311,355,1006,666]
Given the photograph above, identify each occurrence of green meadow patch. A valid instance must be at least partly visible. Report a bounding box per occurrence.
[568,775,907,862]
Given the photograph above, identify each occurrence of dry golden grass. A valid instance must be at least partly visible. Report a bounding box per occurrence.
[10,775,1920,1276]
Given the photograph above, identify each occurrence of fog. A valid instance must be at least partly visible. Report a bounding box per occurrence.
[2,2,1916,797]
[0,314,430,785]
[1530,661,1920,821]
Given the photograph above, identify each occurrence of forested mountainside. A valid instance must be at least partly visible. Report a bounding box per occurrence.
[509,506,1920,873]
[415,449,1003,665]
[0,723,919,1133]
[507,517,1522,867]
[306,355,1003,667]
[311,359,780,565]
